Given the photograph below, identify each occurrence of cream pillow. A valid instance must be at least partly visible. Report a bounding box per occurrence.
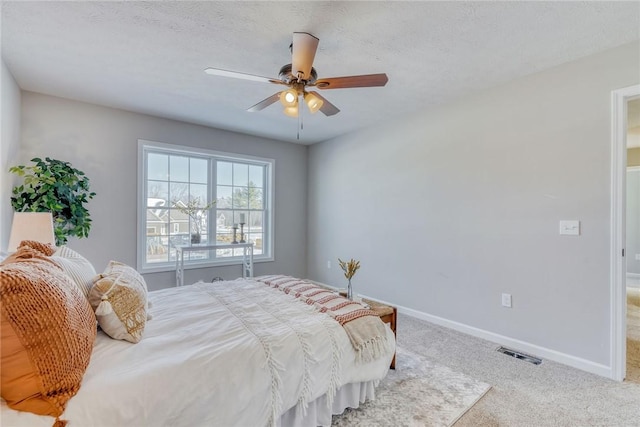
[50,246,97,299]
[88,261,148,343]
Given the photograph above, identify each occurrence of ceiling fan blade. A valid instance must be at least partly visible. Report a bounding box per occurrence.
[291,32,319,81]
[314,73,389,90]
[204,67,283,85]
[247,92,281,112]
[307,91,340,116]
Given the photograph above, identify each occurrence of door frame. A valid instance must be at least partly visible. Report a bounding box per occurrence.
[611,84,640,381]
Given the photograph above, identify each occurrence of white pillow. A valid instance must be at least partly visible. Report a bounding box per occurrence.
[50,246,97,299]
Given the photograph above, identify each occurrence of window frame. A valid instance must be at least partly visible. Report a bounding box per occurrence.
[137,139,274,273]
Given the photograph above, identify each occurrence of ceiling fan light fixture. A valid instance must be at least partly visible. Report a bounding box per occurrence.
[304,92,324,114]
[283,105,299,117]
[205,32,386,123]
[279,89,298,107]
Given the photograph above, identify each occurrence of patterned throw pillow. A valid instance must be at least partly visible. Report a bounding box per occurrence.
[88,261,148,343]
[0,245,96,418]
[50,246,97,299]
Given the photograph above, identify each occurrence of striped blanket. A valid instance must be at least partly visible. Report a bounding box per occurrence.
[254,275,391,363]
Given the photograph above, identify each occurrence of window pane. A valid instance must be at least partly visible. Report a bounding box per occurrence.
[216,232,234,245]
[146,208,169,263]
[147,181,168,206]
[232,248,246,257]
[170,183,189,204]
[216,210,234,228]
[249,165,263,188]
[147,209,169,235]
[148,153,168,180]
[233,163,249,186]
[169,232,190,248]
[190,158,208,184]
[190,184,208,204]
[236,211,248,225]
[217,185,232,208]
[248,233,263,255]
[168,207,190,245]
[146,236,169,263]
[248,187,263,209]
[216,247,234,258]
[248,211,263,230]
[170,155,189,182]
[217,161,233,185]
[193,211,210,239]
[233,187,248,208]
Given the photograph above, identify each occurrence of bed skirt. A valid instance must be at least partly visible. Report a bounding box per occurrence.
[278,380,377,427]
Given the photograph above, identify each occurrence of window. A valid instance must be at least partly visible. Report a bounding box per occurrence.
[138,140,273,272]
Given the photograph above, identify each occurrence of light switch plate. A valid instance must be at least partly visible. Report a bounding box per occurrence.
[559,220,580,236]
[501,293,512,308]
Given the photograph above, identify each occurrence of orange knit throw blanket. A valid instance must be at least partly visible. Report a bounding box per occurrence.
[0,241,96,426]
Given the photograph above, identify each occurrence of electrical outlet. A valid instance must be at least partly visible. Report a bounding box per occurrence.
[559,220,580,236]
[501,293,512,308]
[636,254,640,261]
[327,260,331,269]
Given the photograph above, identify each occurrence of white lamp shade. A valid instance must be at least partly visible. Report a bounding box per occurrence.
[8,212,56,252]
[304,92,324,114]
[279,89,298,108]
[283,106,299,117]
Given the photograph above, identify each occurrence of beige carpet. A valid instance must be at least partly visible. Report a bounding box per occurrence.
[627,287,640,383]
[398,313,640,426]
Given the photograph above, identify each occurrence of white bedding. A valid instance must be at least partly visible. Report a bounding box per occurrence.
[1,279,395,427]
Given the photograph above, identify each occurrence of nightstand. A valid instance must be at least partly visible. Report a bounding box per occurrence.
[334,289,397,369]
[362,298,397,369]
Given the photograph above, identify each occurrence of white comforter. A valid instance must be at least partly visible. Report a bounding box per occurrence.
[1,279,395,427]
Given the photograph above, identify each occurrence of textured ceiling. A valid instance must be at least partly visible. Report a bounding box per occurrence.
[2,1,639,145]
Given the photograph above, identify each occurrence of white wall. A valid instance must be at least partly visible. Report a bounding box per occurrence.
[19,92,307,289]
[0,59,21,253]
[308,42,640,368]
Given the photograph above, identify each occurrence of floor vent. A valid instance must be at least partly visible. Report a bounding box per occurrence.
[496,346,542,365]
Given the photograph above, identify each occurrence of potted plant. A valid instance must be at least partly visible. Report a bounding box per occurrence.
[9,157,96,246]
[173,197,216,244]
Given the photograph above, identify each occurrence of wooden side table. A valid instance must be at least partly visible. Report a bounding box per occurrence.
[335,289,397,369]
[364,298,397,369]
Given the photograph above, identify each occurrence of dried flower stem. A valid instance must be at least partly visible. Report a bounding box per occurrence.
[338,258,361,280]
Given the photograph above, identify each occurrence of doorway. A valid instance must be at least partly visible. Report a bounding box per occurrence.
[611,85,640,382]
[625,98,640,381]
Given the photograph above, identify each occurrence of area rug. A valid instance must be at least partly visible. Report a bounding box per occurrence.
[627,287,640,383]
[332,347,491,426]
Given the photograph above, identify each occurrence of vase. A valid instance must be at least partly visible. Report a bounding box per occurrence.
[191,233,201,244]
[347,279,353,300]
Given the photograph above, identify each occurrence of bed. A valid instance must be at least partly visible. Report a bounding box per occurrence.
[1,252,395,427]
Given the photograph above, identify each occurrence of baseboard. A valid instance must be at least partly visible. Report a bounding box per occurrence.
[393,303,612,379]
[308,280,614,379]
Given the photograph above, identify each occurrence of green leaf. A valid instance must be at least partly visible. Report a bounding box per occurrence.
[10,157,97,244]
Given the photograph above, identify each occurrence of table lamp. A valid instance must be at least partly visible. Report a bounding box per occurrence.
[7,212,56,252]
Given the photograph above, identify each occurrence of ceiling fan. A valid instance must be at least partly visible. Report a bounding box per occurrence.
[204,32,389,118]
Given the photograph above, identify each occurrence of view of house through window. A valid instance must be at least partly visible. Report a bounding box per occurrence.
[140,142,272,271]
